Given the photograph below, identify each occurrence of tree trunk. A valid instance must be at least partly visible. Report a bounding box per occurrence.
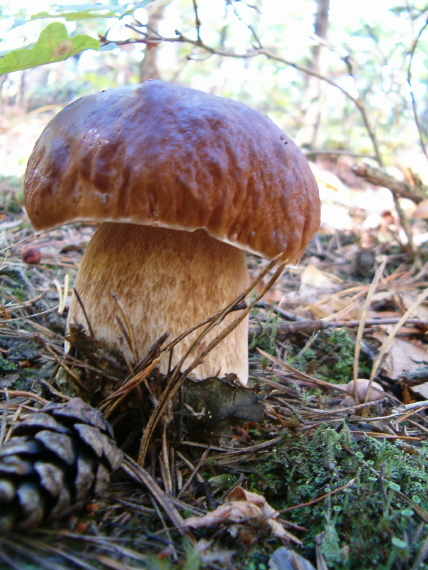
[139,7,165,83]
[295,0,330,149]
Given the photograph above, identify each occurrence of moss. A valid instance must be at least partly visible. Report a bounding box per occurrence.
[289,328,372,383]
[247,428,428,569]
[249,309,280,357]
[0,354,18,373]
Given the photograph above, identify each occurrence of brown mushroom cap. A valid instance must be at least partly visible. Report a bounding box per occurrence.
[24,80,320,263]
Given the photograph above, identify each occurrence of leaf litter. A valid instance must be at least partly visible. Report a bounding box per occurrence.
[0,193,427,569]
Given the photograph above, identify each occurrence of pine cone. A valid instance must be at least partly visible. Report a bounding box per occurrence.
[0,397,122,530]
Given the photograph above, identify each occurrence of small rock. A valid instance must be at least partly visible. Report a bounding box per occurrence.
[346,379,384,403]
[269,546,316,570]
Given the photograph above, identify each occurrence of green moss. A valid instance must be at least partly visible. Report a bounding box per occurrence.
[248,428,428,569]
[289,328,371,383]
[249,309,280,356]
[0,354,18,373]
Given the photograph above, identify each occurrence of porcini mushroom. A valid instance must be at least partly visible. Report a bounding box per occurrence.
[24,80,320,385]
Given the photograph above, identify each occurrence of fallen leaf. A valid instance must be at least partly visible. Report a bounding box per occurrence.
[372,330,428,379]
[185,502,260,527]
[228,487,277,519]
[410,383,428,399]
[183,486,301,544]
[398,291,428,321]
[300,264,338,298]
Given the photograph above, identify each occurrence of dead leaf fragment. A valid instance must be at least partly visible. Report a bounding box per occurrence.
[185,501,261,527]
[398,291,428,321]
[411,383,428,399]
[300,264,338,299]
[228,486,277,519]
[184,486,301,544]
[372,331,428,379]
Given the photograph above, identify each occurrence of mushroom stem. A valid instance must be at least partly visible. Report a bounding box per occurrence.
[68,223,250,384]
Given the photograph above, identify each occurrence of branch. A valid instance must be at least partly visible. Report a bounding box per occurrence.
[352,163,428,203]
[406,16,428,161]
[191,0,202,45]
[250,317,428,337]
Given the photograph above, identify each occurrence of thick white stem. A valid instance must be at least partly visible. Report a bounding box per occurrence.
[68,223,249,384]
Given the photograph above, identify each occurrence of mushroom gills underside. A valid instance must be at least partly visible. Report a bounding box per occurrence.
[67,222,250,384]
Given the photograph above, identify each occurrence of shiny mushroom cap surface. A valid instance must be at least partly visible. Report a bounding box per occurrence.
[24,80,320,263]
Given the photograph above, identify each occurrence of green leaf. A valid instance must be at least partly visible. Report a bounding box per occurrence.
[391,537,408,549]
[0,22,99,75]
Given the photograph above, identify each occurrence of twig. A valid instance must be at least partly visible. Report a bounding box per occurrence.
[98,356,161,418]
[176,446,210,500]
[365,400,428,421]
[0,233,34,254]
[0,388,9,446]
[257,348,348,395]
[354,260,386,399]
[0,304,60,323]
[0,267,65,332]
[352,163,428,204]
[121,455,196,543]
[279,478,355,514]
[161,301,247,356]
[296,398,389,419]
[43,343,90,393]
[192,0,201,44]
[72,288,95,338]
[305,148,377,160]
[406,16,428,160]
[0,389,48,406]
[229,0,263,49]
[250,316,428,336]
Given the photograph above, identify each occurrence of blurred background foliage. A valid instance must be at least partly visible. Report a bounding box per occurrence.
[1,0,428,262]
[0,0,427,175]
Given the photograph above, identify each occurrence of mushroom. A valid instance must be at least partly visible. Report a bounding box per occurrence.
[24,80,320,385]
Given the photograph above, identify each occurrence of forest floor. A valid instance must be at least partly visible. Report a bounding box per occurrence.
[0,175,427,570]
